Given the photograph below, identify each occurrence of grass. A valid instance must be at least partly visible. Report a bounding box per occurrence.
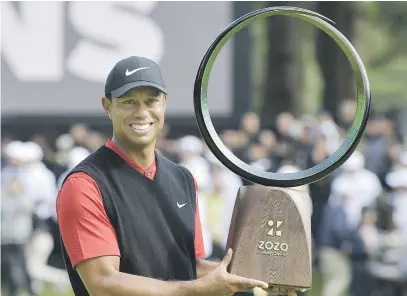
[40,286,74,296]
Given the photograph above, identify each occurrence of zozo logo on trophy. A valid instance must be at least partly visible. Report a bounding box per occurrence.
[257,220,288,256]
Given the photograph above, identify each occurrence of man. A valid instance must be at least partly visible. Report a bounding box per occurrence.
[331,151,382,228]
[1,141,36,296]
[178,135,213,258]
[319,191,353,296]
[56,56,270,296]
[19,142,70,292]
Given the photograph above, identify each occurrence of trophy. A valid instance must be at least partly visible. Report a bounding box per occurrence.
[193,6,371,293]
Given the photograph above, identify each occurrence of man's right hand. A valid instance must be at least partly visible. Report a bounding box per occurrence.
[75,249,269,296]
[198,249,269,296]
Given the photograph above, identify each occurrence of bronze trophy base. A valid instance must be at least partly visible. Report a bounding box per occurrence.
[226,185,312,291]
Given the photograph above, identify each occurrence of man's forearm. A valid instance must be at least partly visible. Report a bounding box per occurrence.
[196,259,219,278]
[95,271,208,296]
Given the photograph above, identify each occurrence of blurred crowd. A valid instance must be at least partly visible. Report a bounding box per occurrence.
[1,99,407,296]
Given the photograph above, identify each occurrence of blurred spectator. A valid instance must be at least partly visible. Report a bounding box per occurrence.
[1,137,14,168]
[55,134,75,167]
[317,111,341,155]
[349,207,375,296]
[1,141,36,296]
[69,123,90,148]
[364,116,395,186]
[295,125,314,170]
[156,124,179,162]
[319,191,352,296]
[338,99,357,130]
[277,164,313,216]
[400,150,407,168]
[207,153,243,249]
[57,147,91,191]
[14,142,70,292]
[386,168,407,238]
[258,130,279,172]
[240,112,261,144]
[31,134,67,182]
[221,129,250,164]
[83,131,108,152]
[331,151,382,228]
[248,143,273,171]
[364,198,407,296]
[178,135,213,258]
[308,136,333,248]
[276,112,303,143]
[178,135,212,193]
[1,107,406,296]
[18,142,57,228]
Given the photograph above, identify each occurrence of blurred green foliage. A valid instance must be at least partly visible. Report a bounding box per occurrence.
[356,1,407,111]
[251,1,407,114]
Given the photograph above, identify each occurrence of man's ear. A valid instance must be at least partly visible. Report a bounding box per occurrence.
[101,96,112,119]
[163,94,167,110]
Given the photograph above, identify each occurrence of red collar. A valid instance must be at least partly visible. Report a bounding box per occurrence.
[105,139,156,180]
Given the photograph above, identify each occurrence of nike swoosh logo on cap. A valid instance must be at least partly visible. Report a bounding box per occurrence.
[125,67,150,76]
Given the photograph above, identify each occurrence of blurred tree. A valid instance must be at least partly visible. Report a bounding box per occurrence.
[356,1,407,111]
[251,1,407,123]
[315,1,357,121]
[261,1,304,124]
[367,1,407,69]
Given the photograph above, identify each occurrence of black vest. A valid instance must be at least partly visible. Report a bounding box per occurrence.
[60,146,197,296]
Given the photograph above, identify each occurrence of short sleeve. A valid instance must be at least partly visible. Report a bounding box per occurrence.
[56,172,120,267]
[193,177,206,259]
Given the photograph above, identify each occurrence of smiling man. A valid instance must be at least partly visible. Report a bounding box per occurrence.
[56,56,268,296]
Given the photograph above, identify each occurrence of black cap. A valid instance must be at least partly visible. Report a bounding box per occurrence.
[105,56,167,98]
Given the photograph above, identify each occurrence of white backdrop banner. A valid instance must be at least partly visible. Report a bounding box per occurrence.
[1,1,232,116]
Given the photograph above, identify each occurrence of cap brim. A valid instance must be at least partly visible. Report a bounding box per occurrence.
[110,81,167,98]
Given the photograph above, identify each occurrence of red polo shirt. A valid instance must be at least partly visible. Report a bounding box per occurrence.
[56,140,206,267]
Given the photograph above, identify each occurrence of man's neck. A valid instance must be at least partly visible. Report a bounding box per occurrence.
[112,137,155,170]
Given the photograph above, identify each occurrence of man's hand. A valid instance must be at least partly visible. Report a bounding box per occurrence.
[196,259,219,278]
[263,286,298,296]
[75,249,268,296]
[198,249,269,296]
